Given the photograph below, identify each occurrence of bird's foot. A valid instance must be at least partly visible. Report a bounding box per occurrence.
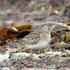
[44,48,50,56]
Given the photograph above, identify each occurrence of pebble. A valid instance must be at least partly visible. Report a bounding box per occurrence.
[0,51,69,69]
[1,67,10,70]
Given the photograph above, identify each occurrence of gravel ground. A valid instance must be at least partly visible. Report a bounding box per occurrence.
[0,51,70,70]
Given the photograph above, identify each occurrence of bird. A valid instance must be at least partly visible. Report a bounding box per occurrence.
[20,25,56,57]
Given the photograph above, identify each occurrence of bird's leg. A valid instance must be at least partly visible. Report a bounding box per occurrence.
[44,48,49,56]
[27,48,33,59]
[30,49,33,59]
[44,46,52,56]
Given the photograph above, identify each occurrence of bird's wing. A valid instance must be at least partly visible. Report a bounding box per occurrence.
[22,31,41,44]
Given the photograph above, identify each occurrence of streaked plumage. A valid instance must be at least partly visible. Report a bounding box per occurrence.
[21,25,52,49]
[22,31,41,44]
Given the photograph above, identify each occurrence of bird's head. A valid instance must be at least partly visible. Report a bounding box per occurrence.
[42,25,51,33]
[42,25,56,33]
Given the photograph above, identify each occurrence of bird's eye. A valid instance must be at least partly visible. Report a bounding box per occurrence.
[48,28,50,29]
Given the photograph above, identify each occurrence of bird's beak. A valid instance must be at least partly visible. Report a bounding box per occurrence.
[50,25,56,32]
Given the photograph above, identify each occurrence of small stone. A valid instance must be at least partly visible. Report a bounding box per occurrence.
[1,67,10,70]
